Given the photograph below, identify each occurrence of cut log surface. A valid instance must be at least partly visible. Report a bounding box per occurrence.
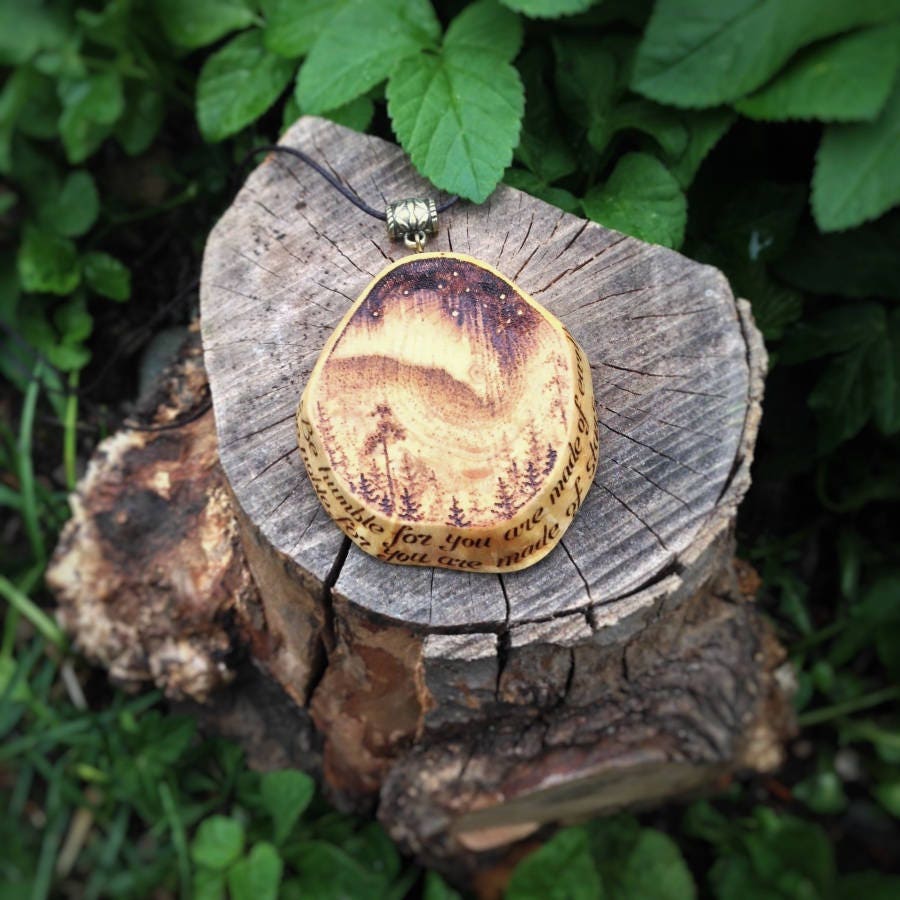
[50,116,793,883]
[202,117,750,631]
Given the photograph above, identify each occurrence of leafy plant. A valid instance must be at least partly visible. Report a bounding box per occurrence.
[2,1,900,897]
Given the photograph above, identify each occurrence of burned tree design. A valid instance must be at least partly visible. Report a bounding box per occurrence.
[303,255,592,532]
[399,486,423,522]
[447,496,471,528]
[362,403,406,513]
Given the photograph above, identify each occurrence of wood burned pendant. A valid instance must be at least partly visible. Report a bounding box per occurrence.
[297,247,599,574]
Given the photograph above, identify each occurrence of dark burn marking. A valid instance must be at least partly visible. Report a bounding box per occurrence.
[361,256,541,368]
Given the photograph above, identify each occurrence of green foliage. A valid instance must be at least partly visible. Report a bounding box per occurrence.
[582,152,686,247]
[3,2,900,898]
[387,1,525,202]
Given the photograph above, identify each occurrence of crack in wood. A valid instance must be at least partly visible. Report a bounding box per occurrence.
[596,478,671,552]
[561,538,592,604]
[598,418,710,480]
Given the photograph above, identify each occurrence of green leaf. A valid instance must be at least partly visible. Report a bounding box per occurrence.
[17,226,80,295]
[197,30,296,142]
[260,770,314,845]
[507,828,602,900]
[632,0,900,108]
[780,303,886,364]
[667,108,736,188]
[116,85,165,156]
[227,842,283,900]
[58,72,124,163]
[286,840,392,897]
[552,36,621,144]
[423,871,463,900]
[191,816,244,870]
[583,153,686,248]
[264,0,334,58]
[297,0,440,114]
[192,867,226,900]
[54,294,92,345]
[323,95,375,133]
[839,872,900,900]
[515,48,577,183]
[445,0,524,63]
[499,0,597,17]
[0,1,68,66]
[609,829,696,900]
[504,169,581,213]
[777,213,900,298]
[813,79,900,231]
[609,99,689,159]
[36,170,99,238]
[387,16,525,203]
[809,343,873,449]
[737,24,900,122]
[793,771,848,814]
[83,252,131,302]
[156,0,257,49]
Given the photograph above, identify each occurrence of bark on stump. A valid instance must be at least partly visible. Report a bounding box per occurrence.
[49,117,794,877]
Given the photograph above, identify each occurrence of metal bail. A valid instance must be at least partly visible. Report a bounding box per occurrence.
[386,198,438,252]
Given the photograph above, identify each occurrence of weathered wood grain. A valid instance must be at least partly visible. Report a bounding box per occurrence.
[201,117,750,632]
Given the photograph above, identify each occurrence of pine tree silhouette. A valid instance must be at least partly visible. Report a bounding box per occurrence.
[316,402,348,475]
[543,443,558,476]
[526,422,542,462]
[493,476,516,518]
[379,493,394,516]
[363,403,406,512]
[357,471,378,503]
[447,495,470,527]
[524,459,542,493]
[399,486,422,521]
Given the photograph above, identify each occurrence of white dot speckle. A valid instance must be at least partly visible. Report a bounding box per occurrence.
[451,310,459,317]
[465,287,471,293]
[704,288,716,298]
[372,311,379,317]
[500,293,506,300]
[403,289,409,295]
[516,309,523,316]
[438,282,444,289]
[452,271,459,277]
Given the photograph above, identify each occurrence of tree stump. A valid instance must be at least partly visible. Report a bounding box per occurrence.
[50,117,794,878]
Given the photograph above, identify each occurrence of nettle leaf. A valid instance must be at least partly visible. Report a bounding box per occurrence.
[197,30,296,142]
[777,213,900,298]
[632,0,900,108]
[17,226,80,295]
[36,170,98,238]
[227,842,283,900]
[387,4,524,202]
[609,99,689,159]
[445,0,523,64]
[264,0,334,59]
[583,153,686,249]
[297,0,440,114]
[500,0,597,17]
[156,0,257,49]
[83,252,131,302]
[813,79,900,231]
[116,84,165,156]
[506,827,602,900]
[260,770,314,844]
[191,816,245,870]
[737,23,900,122]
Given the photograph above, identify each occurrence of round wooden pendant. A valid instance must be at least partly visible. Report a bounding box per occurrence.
[296,252,598,573]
